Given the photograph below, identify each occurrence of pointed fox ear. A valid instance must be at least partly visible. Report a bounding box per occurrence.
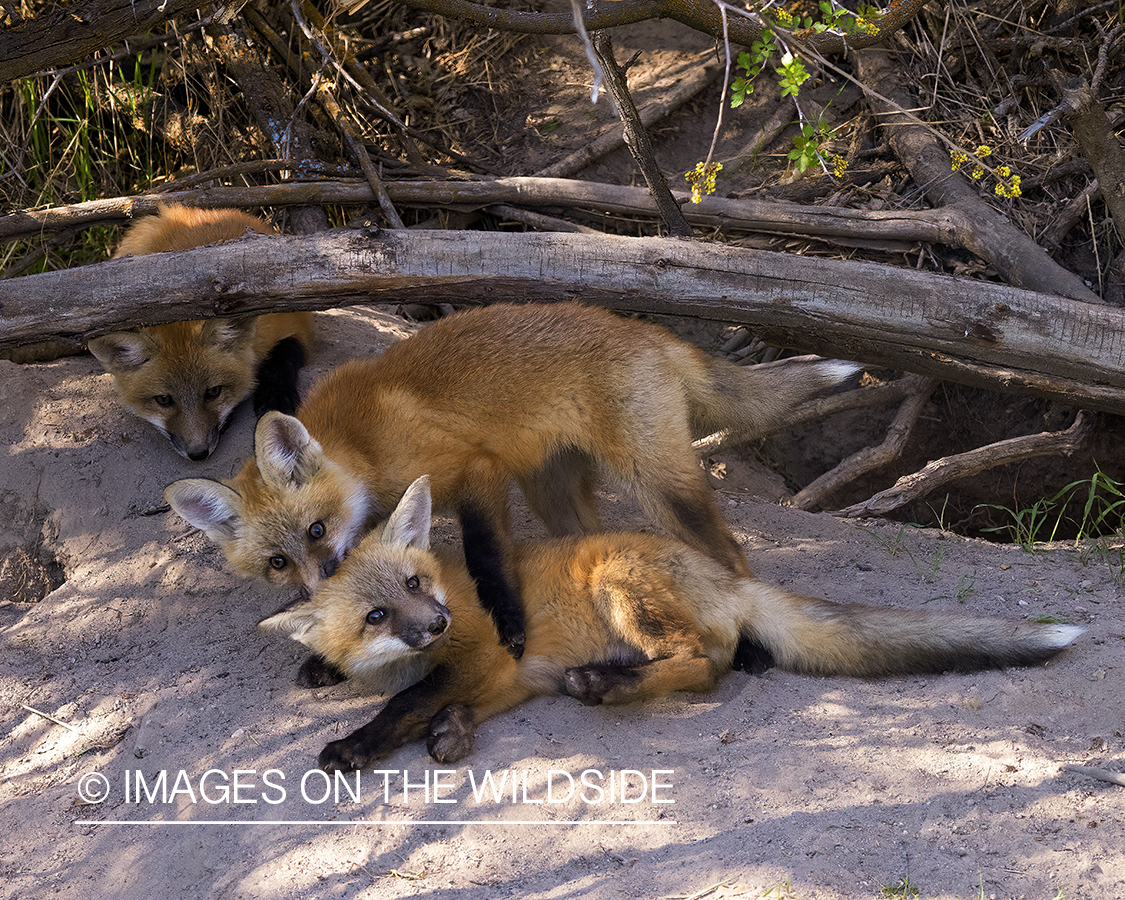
[381,476,432,550]
[258,603,322,647]
[201,317,257,352]
[164,478,243,543]
[88,331,153,374]
[255,411,322,488]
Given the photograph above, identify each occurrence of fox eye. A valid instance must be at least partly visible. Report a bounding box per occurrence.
[153,395,174,408]
[308,521,326,540]
[268,555,287,570]
[204,385,223,401]
[405,575,420,590]
[366,608,386,624]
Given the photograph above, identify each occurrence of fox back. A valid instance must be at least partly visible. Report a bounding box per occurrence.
[166,303,855,596]
[90,204,314,460]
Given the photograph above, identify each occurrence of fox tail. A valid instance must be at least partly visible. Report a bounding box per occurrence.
[735,582,1082,677]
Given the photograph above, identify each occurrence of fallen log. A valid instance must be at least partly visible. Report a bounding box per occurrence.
[2,228,1123,413]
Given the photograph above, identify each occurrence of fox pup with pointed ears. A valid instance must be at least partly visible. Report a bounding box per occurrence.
[166,301,857,671]
[260,476,1083,772]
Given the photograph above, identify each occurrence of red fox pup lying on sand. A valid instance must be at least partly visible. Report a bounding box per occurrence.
[89,204,314,460]
[165,301,857,667]
[259,476,1083,772]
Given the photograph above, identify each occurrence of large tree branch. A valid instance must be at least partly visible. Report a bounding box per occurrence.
[0,0,209,83]
[390,0,927,53]
[0,178,1039,254]
[2,229,1125,413]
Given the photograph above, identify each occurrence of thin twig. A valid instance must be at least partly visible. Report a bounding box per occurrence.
[1062,764,1125,788]
[590,31,692,238]
[22,703,79,733]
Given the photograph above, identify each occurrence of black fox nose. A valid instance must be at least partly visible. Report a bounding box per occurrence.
[428,614,448,636]
[320,558,340,579]
[187,448,210,461]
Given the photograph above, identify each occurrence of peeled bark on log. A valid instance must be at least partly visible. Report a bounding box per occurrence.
[1,229,1124,413]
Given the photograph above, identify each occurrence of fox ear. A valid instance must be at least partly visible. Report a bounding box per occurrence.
[164,479,243,543]
[382,476,432,550]
[259,603,321,646]
[255,411,322,488]
[201,317,257,352]
[88,331,153,374]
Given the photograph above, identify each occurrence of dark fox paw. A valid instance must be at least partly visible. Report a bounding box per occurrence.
[497,618,526,660]
[563,664,639,706]
[319,734,371,773]
[426,705,476,763]
[731,636,776,675]
[294,654,348,688]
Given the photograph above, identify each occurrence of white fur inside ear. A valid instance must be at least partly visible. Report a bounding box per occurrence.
[88,332,152,373]
[164,479,242,542]
[203,317,257,351]
[381,476,432,550]
[256,412,322,487]
[259,605,321,645]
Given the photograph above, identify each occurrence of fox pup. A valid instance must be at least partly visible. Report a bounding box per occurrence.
[89,204,315,460]
[165,302,856,660]
[260,476,1083,772]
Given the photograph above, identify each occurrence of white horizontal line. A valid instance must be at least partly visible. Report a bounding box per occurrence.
[76,819,677,827]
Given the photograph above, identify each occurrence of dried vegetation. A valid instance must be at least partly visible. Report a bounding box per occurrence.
[0,0,1123,541]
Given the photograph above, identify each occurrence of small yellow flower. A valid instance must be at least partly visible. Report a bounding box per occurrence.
[832,155,849,177]
[971,166,985,180]
[951,150,968,172]
[975,145,991,158]
[685,161,722,204]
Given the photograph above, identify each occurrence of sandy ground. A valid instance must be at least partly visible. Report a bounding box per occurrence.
[1,305,1122,900]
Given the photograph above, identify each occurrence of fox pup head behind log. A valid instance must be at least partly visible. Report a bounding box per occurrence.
[259,476,1083,772]
[166,301,858,660]
[89,204,314,460]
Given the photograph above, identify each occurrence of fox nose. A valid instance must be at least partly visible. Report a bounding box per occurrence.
[428,614,448,636]
[320,558,340,579]
[187,448,210,461]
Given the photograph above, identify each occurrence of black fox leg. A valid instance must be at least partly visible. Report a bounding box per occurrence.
[458,464,526,658]
[253,336,307,416]
[295,653,348,688]
[319,667,453,772]
[517,446,602,537]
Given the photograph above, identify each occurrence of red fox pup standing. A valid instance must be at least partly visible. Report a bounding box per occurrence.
[89,204,315,460]
[259,476,1083,771]
[166,302,857,666]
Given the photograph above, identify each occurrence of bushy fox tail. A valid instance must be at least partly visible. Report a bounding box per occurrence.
[735,582,1082,677]
[690,354,861,443]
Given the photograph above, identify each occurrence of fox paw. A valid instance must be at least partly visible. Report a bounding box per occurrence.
[294,654,347,688]
[498,619,526,660]
[318,735,370,773]
[731,636,776,675]
[563,664,640,706]
[426,705,476,763]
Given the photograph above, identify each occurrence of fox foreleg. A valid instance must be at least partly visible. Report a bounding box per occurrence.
[252,336,307,416]
[319,668,455,772]
[457,463,527,659]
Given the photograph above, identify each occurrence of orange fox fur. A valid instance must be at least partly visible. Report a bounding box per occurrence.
[260,476,1083,771]
[89,204,314,460]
